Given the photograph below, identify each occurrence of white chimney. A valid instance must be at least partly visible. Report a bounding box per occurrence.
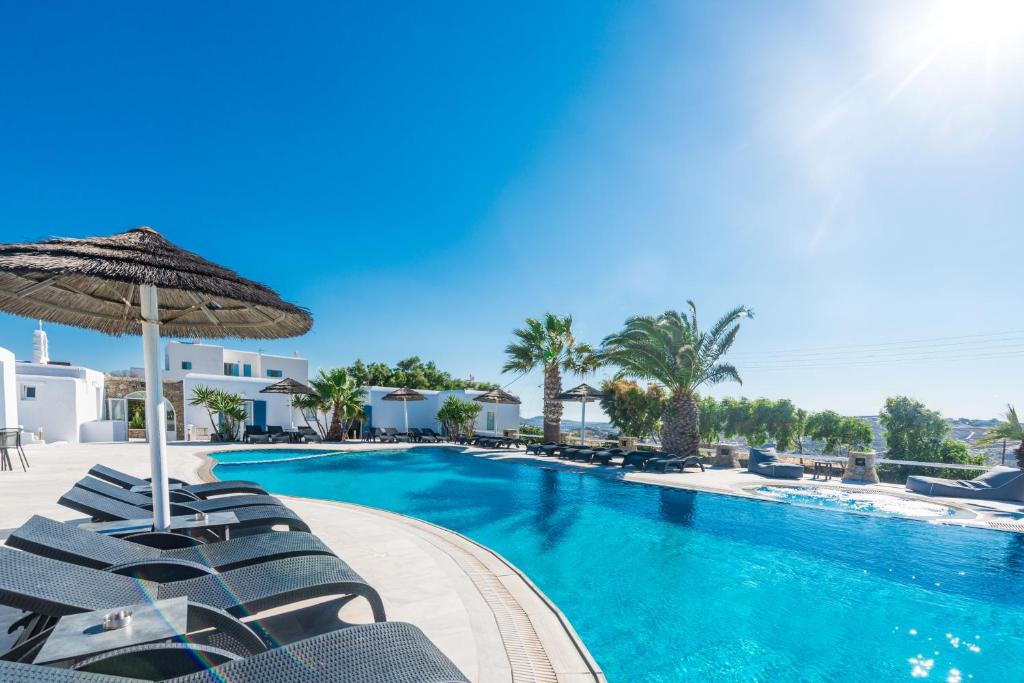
[32,321,49,365]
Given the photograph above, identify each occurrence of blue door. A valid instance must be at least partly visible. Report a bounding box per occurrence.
[253,400,267,429]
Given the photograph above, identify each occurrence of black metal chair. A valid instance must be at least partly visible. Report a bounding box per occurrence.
[0,428,28,471]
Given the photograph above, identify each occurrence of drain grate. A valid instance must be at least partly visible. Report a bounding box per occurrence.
[416,524,559,682]
[987,521,1024,533]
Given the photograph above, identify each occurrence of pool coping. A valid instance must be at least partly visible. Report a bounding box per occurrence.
[196,446,605,682]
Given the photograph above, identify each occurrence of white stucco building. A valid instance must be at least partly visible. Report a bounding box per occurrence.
[1,328,123,444]
[163,341,309,436]
[363,387,520,436]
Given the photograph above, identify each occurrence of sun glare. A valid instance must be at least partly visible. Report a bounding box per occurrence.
[926,0,1024,53]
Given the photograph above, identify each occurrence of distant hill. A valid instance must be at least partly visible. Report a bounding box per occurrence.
[521,415,613,431]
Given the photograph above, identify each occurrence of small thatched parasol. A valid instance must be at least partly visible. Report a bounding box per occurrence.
[556,383,607,447]
[260,378,317,429]
[0,227,312,531]
[473,388,521,435]
[381,387,426,435]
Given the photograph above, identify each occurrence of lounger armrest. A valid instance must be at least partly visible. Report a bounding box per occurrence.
[107,557,216,582]
[122,531,205,550]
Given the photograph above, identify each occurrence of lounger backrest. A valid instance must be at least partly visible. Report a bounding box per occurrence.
[267,426,284,435]
[59,486,150,521]
[88,463,148,488]
[0,546,156,617]
[6,515,151,568]
[75,476,154,507]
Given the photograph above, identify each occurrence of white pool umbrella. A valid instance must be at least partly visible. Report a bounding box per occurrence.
[382,387,426,435]
[0,227,312,531]
[473,388,521,436]
[556,383,607,447]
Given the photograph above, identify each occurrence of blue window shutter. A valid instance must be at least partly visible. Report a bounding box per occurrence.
[243,364,252,377]
[253,400,267,428]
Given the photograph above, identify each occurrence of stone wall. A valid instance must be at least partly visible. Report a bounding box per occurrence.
[104,376,185,440]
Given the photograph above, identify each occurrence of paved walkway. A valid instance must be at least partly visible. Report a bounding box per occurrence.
[0,441,603,683]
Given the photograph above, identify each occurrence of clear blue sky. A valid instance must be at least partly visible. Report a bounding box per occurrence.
[1,1,1021,421]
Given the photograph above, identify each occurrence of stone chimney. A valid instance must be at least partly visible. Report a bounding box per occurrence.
[32,321,49,365]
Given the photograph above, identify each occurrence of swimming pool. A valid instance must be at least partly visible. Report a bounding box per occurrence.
[752,484,964,519]
[212,447,1024,681]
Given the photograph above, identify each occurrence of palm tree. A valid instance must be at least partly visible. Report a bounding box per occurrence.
[310,368,364,441]
[502,313,600,442]
[601,302,752,456]
[291,392,330,440]
[976,404,1024,468]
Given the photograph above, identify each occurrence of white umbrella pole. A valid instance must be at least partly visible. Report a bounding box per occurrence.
[580,400,586,447]
[403,399,409,434]
[140,284,172,532]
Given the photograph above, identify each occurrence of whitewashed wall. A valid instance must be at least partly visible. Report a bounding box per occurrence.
[0,347,17,430]
[363,387,521,435]
[182,374,299,435]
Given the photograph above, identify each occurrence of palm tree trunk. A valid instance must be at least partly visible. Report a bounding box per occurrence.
[543,364,563,443]
[661,391,700,456]
[327,403,344,441]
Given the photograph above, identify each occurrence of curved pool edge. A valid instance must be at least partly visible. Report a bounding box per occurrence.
[195,447,606,683]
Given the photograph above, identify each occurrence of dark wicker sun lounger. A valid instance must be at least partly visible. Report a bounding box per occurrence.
[620,450,660,469]
[59,486,311,534]
[569,448,596,462]
[89,464,269,499]
[0,621,469,683]
[525,441,553,455]
[7,516,335,578]
[243,425,271,444]
[645,454,706,473]
[421,428,445,441]
[382,427,404,443]
[74,476,282,513]
[0,544,386,622]
[591,448,626,465]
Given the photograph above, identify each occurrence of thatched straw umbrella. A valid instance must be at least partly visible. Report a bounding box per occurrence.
[473,388,521,436]
[0,227,311,530]
[556,383,606,447]
[259,377,316,430]
[381,387,426,435]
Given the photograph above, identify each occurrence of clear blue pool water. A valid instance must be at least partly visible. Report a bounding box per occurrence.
[212,447,1024,682]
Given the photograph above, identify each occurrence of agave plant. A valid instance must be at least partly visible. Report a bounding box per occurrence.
[502,313,601,442]
[601,302,752,456]
[976,404,1024,468]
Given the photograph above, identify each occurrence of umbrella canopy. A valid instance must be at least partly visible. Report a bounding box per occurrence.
[0,227,311,532]
[473,388,522,405]
[474,388,521,436]
[260,378,316,430]
[381,387,426,434]
[555,383,606,402]
[556,383,607,447]
[259,377,316,396]
[0,227,311,338]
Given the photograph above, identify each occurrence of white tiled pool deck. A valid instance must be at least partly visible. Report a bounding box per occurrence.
[0,441,604,683]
